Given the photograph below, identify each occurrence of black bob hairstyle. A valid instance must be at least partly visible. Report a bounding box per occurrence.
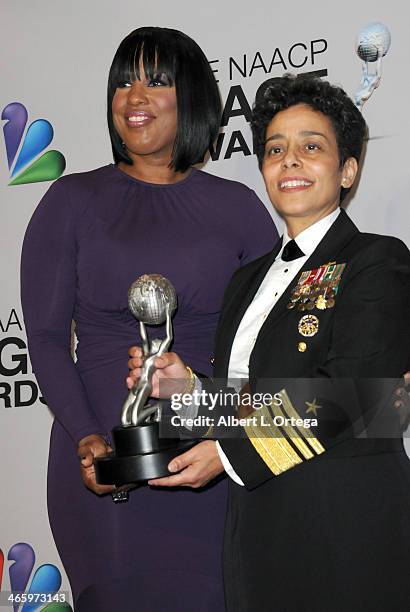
[251,75,367,201]
[107,27,221,172]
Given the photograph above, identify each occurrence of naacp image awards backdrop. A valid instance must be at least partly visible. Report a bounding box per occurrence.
[1,0,409,607]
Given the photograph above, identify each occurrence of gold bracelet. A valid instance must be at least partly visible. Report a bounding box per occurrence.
[183,366,196,395]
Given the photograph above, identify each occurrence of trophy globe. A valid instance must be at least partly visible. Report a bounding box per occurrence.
[128,274,177,325]
[356,22,391,62]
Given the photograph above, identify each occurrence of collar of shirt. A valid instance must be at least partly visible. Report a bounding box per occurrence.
[278,208,341,260]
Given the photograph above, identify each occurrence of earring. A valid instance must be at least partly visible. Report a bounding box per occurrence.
[121,141,126,149]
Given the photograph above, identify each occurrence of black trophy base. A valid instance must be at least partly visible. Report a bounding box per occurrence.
[95,421,196,485]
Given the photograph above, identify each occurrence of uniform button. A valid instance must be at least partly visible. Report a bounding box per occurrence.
[284,268,289,273]
[298,342,307,352]
[274,292,278,297]
[210,356,215,365]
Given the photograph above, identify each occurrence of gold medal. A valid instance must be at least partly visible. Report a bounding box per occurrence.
[298,314,319,337]
[316,295,327,310]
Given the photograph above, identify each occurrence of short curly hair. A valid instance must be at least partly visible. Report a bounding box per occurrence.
[251,75,367,200]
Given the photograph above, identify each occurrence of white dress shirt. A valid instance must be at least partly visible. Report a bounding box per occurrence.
[218,208,341,485]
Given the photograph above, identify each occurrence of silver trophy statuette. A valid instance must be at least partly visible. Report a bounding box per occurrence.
[94,273,196,491]
[121,274,177,427]
[354,22,391,111]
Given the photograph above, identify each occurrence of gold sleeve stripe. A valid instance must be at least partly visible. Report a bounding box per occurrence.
[244,407,302,476]
[246,435,302,475]
[268,402,315,460]
[279,389,325,455]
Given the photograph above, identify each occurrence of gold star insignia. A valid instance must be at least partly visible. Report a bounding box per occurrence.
[305,398,322,416]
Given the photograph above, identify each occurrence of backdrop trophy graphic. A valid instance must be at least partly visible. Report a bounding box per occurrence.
[354,22,391,111]
[95,274,196,499]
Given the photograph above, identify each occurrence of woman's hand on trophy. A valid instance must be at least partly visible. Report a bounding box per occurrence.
[77,434,115,495]
[127,346,190,398]
[126,345,145,388]
[147,440,224,488]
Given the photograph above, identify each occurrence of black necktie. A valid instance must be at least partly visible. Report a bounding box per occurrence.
[281,239,305,262]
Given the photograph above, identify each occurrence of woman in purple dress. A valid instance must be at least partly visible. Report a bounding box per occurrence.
[21,27,278,612]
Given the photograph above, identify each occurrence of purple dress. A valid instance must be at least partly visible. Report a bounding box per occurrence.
[21,164,277,611]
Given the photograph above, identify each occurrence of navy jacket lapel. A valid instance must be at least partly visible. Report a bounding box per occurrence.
[214,239,283,377]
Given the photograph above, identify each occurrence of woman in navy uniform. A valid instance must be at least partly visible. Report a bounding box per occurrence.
[129,76,410,612]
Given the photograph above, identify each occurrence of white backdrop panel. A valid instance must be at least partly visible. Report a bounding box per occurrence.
[1,0,409,607]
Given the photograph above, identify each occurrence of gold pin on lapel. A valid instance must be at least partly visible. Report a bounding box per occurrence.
[298,314,319,337]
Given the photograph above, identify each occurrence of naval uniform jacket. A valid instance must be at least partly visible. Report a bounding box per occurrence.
[211,210,410,612]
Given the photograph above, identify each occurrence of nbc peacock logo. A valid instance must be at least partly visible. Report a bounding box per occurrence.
[0,543,72,611]
[2,102,66,186]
